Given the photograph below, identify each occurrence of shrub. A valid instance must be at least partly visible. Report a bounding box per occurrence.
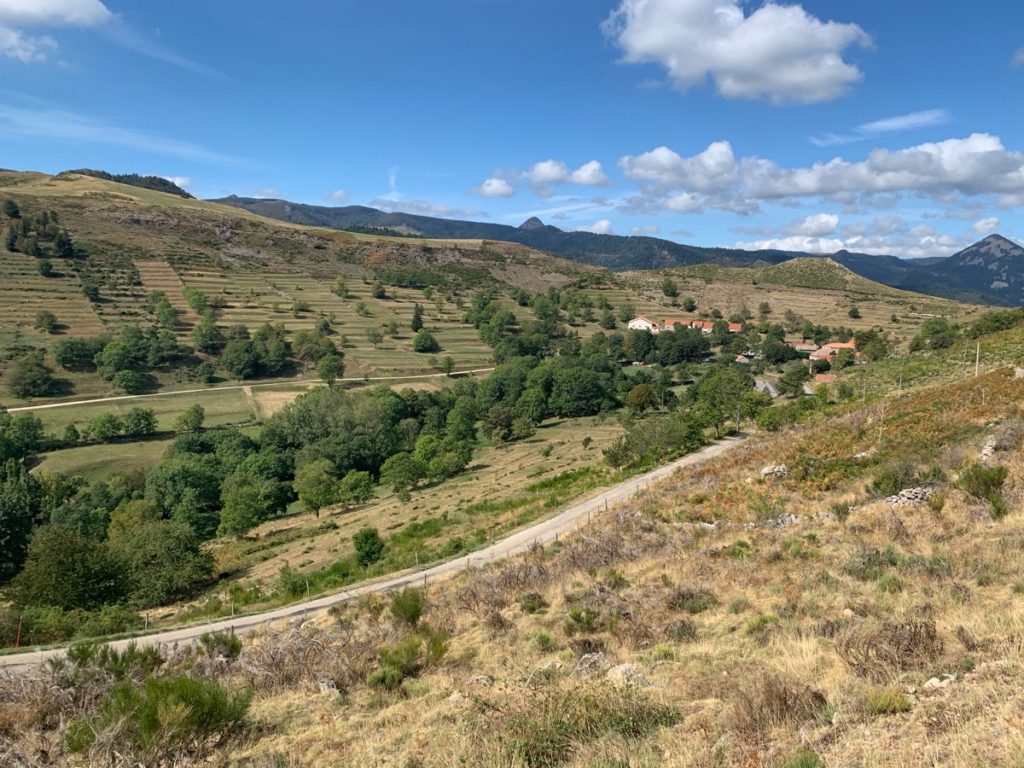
[367,665,404,690]
[956,462,1009,516]
[731,671,827,742]
[870,462,918,497]
[744,614,780,643]
[535,631,556,652]
[666,585,718,614]
[519,592,549,614]
[199,630,243,659]
[353,526,385,568]
[722,540,753,560]
[67,675,251,761]
[563,606,600,635]
[666,619,697,642]
[866,688,912,715]
[728,597,751,614]
[783,749,826,768]
[390,587,426,627]
[836,616,943,681]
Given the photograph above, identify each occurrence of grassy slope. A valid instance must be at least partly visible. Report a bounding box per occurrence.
[219,361,1024,768]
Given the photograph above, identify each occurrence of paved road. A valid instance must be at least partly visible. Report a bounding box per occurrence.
[0,433,746,673]
[6,368,496,413]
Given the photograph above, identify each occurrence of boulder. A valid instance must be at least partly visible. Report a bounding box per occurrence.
[606,663,647,687]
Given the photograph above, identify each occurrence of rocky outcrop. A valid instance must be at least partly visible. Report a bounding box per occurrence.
[886,487,935,507]
[760,464,789,479]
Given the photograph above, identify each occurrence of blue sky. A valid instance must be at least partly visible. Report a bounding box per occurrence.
[1,0,1022,258]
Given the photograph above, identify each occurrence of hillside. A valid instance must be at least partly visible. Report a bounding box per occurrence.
[214,196,1024,306]
[213,195,803,271]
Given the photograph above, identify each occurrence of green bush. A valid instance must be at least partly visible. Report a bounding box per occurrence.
[367,665,405,690]
[199,630,243,659]
[390,587,426,627]
[519,592,549,614]
[563,606,600,635]
[870,462,918,497]
[535,631,556,652]
[866,688,912,715]
[782,749,826,768]
[956,463,1009,516]
[67,675,251,760]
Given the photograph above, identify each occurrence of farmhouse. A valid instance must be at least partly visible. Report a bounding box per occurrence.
[810,340,857,362]
[626,316,659,333]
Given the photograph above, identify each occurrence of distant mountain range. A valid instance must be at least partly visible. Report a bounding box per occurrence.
[213,196,1024,306]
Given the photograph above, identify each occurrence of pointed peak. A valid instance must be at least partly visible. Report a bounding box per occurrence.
[518,216,545,230]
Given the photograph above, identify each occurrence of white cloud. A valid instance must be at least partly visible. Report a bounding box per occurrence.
[603,0,871,104]
[810,108,950,147]
[475,177,516,198]
[161,175,192,189]
[1013,48,1024,67]
[631,224,661,236]
[973,216,999,233]
[792,213,839,236]
[328,189,348,202]
[524,159,609,195]
[0,0,111,26]
[577,219,615,235]
[735,216,979,259]
[0,0,108,62]
[0,101,243,164]
[619,134,1024,214]
[367,197,487,219]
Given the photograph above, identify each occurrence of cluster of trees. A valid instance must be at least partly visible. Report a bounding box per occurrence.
[3,204,76,259]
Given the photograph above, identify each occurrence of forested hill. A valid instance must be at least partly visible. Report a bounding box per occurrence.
[62,169,194,199]
[211,196,805,271]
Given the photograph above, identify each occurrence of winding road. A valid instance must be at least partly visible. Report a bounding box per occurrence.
[0,433,746,673]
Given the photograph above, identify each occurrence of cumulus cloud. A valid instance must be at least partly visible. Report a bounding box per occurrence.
[973,216,999,233]
[161,175,192,189]
[475,177,516,198]
[619,134,1024,214]
[810,108,950,147]
[0,0,108,61]
[577,219,615,235]
[735,215,979,259]
[524,159,609,196]
[327,189,348,202]
[367,197,487,219]
[631,224,661,236]
[603,0,871,104]
[791,213,839,236]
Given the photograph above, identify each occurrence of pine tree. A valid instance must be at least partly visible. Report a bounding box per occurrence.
[411,303,424,332]
[4,225,16,252]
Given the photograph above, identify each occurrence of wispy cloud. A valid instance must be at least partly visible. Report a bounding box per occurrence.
[100,17,228,80]
[1014,47,1024,67]
[0,0,225,78]
[810,109,951,147]
[0,101,244,165]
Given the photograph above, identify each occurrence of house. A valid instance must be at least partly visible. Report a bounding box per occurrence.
[792,342,819,355]
[661,319,741,335]
[810,340,857,362]
[627,316,660,333]
[814,373,838,384]
[754,379,780,398]
[735,354,751,364]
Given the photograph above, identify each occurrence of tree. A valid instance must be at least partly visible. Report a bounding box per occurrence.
[366,328,383,347]
[107,499,162,541]
[53,336,105,371]
[440,356,455,375]
[5,225,17,251]
[848,306,861,319]
[0,461,43,581]
[549,367,606,417]
[8,352,55,398]
[353,526,385,568]
[2,199,19,218]
[33,310,58,334]
[220,338,260,379]
[109,520,212,607]
[413,329,440,353]
[317,352,343,386]
[293,458,339,518]
[11,525,125,610]
[174,404,205,432]
[54,229,75,258]
[38,258,54,277]
[379,452,425,501]
[661,278,679,297]
[113,369,148,394]
[90,413,123,442]
[217,479,267,536]
[411,303,424,332]
[371,282,387,299]
[682,297,697,312]
[337,470,374,508]
[695,367,750,437]
[778,361,812,397]
[626,383,658,413]
[122,407,157,437]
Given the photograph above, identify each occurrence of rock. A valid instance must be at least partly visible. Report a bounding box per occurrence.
[886,486,935,508]
[448,691,465,703]
[317,680,338,694]
[1014,366,1024,380]
[923,677,943,690]
[760,464,789,479]
[469,674,494,688]
[572,652,611,677]
[853,449,876,462]
[842,608,855,619]
[606,663,647,687]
